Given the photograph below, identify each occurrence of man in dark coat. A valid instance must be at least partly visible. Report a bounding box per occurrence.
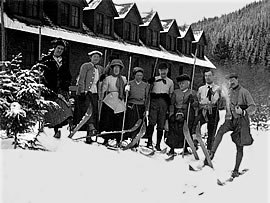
[165,74,198,155]
[209,73,256,177]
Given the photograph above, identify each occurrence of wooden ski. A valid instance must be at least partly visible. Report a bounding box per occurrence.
[194,123,213,168]
[183,121,199,160]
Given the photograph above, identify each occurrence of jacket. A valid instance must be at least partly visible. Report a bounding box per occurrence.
[76,62,104,95]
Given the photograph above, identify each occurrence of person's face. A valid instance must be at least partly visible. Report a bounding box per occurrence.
[53,45,65,57]
[159,68,168,78]
[90,54,101,65]
[179,80,190,91]
[134,72,143,82]
[113,65,121,75]
[205,71,214,84]
[229,77,239,89]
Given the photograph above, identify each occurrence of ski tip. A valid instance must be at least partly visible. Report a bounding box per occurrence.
[217,179,225,186]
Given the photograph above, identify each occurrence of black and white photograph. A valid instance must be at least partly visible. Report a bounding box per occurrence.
[0,0,269,202]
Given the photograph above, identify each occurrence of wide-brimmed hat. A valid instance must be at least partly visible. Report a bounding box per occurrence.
[176,74,191,82]
[88,50,103,57]
[110,59,124,70]
[226,72,238,79]
[133,67,144,75]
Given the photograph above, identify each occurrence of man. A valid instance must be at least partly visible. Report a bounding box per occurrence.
[165,74,198,155]
[124,67,149,143]
[209,73,256,177]
[74,50,105,144]
[146,63,174,151]
[195,70,221,150]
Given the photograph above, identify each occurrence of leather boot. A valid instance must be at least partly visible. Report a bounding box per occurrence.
[146,125,154,148]
[155,130,163,151]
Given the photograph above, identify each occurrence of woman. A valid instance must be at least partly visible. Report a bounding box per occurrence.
[99,59,127,145]
[41,38,72,138]
[124,67,149,144]
[165,74,198,155]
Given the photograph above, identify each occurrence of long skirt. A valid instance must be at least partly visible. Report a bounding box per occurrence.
[44,97,73,128]
[99,103,124,142]
[124,103,145,139]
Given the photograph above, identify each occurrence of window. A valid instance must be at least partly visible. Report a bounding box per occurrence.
[171,37,176,51]
[152,31,158,47]
[61,3,69,26]
[130,24,137,42]
[148,29,152,45]
[13,0,25,15]
[124,22,131,40]
[104,16,111,35]
[96,13,103,34]
[167,35,171,50]
[27,0,39,18]
[71,6,79,28]
[24,40,36,68]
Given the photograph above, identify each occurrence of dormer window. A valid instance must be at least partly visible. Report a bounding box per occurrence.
[71,6,80,28]
[27,0,39,18]
[96,13,104,33]
[61,3,69,26]
[152,31,158,47]
[104,16,112,35]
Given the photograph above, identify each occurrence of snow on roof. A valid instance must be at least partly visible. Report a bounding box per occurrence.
[140,11,156,26]
[160,19,174,33]
[114,3,134,19]
[84,0,102,10]
[2,12,215,69]
[178,25,190,38]
[193,30,203,43]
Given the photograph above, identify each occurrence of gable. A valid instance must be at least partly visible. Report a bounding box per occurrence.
[87,0,118,17]
[149,13,163,31]
[168,20,180,36]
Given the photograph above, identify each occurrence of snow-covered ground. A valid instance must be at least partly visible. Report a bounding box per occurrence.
[1,118,269,203]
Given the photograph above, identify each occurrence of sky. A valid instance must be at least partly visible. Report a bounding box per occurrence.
[113,0,260,25]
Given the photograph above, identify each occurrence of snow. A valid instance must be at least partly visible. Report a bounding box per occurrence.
[114,3,134,19]
[1,112,269,203]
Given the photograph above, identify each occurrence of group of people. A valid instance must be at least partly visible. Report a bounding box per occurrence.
[40,38,256,177]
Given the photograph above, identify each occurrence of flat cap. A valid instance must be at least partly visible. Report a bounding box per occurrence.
[176,74,191,82]
[88,50,103,57]
[226,72,238,79]
[133,67,144,75]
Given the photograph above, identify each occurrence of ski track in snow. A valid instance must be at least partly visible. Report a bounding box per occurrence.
[0,124,269,203]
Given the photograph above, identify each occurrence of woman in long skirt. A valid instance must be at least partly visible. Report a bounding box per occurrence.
[41,38,72,138]
[99,59,127,145]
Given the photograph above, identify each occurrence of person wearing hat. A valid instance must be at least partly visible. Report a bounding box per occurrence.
[145,62,174,151]
[40,38,73,138]
[73,50,105,144]
[208,73,256,177]
[194,69,221,150]
[99,59,127,145]
[165,74,199,155]
[124,67,149,145]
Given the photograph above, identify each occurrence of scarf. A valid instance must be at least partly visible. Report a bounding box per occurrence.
[112,73,125,100]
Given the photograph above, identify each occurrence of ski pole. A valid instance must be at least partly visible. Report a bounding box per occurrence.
[120,55,132,146]
[182,48,197,158]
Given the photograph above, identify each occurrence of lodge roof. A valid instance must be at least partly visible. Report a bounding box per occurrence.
[140,10,156,26]
[160,19,174,33]
[193,30,204,42]
[114,3,134,19]
[84,0,102,10]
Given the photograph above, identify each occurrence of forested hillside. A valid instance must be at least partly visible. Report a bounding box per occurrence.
[191,0,270,124]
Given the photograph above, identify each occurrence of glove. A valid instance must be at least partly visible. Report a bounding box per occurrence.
[125,84,130,92]
[235,106,243,115]
[99,74,106,82]
[148,77,155,84]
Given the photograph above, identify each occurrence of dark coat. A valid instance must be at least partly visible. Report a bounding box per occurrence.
[41,54,71,96]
